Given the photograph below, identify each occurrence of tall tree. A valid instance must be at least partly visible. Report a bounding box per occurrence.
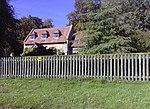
[67,0,102,31]
[18,16,54,42]
[0,0,20,56]
[42,19,53,28]
[18,15,43,41]
[68,0,150,54]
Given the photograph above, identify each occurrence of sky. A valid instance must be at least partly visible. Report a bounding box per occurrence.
[10,0,75,27]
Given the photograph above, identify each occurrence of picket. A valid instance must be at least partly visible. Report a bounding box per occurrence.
[146,54,149,81]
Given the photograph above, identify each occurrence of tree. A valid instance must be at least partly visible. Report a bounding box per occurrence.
[0,0,20,56]
[18,16,54,43]
[131,31,150,52]
[68,0,150,54]
[67,0,102,31]
[115,0,150,31]
[42,19,53,28]
[18,15,43,41]
[81,8,134,54]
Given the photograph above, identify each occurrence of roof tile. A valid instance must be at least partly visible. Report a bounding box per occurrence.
[24,26,72,45]
[71,33,86,47]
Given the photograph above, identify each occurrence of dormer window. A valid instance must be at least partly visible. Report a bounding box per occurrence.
[30,32,37,41]
[54,30,61,39]
[41,34,47,40]
[30,34,36,40]
[54,32,59,38]
[41,31,49,40]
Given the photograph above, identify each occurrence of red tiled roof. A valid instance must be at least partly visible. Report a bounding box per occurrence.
[71,33,86,47]
[24,25,73,45]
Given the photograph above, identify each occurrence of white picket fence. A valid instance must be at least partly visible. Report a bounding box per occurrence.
[0,53,150,81]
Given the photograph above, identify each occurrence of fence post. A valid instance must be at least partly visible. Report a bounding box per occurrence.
[94,55,96,78]
[124,54,127,80]
[53,56,56,78]
[117,55,120,79]
[56,56,59,78]
[72,56,75,77]
[100,55,102,79]
[29,57,32,78]
[51,56,53,78]
[135,54,138,81]
[139,54,142,81]
[97,55,100,78]
[58,56,61,78]
[88,56,90,78]
[146,54,149,81]
[121,55,123,80]
[42,57,45,78]
[76,55,78,77]
[67,56,69,78]
[91,56,93,77]
[114,55,116,80]
[69,56,72,78]
[3,57,5,78]
[131,54,134,81]
[0,57,2,77]
[143,54,146,81]
[110,55,113,80]
[5,57,8,78]
[64,56,67,78]
[128,54,130,80]
[103,55,106,79]
[85,55,87,78]
[47,57,50,78]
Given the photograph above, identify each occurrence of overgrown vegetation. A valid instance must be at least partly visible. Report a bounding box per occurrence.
[0,78,150,109]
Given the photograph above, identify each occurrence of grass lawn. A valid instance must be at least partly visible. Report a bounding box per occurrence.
[0,78,150,109]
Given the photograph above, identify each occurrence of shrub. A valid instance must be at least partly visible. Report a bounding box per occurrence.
[22,47,57,56]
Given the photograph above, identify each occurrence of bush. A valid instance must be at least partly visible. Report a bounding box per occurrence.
[22,47,57,56]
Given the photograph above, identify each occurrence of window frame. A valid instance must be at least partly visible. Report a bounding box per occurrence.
[41,34,48,40]
[54,32,60,39]
[30,35,36,40]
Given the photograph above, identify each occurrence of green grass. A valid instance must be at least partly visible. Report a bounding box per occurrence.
[0,78,150,109]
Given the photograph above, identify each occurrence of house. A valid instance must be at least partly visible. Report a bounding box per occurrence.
[71,33,86,54]
[24,25,74,55]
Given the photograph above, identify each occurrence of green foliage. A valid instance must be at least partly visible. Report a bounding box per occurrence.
[67,0,102,31]
[68,0,150,54]
[42,19,53,28]
[18,15,43,41]
[18,16,53,44]
[22,47,56,56]
[22,48,34,56]
[0,0,21,56]
[131,31,150,52]
[80,1,134,53]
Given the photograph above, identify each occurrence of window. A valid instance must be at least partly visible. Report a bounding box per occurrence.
[54,32,59,39]
[30,35,35,40]
[41,34,47,40]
